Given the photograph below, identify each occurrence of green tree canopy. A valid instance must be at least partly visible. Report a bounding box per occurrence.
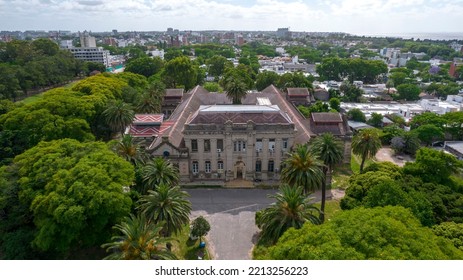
[281,144,324,195]
[206,55,233,79]
[367,112,383,128]
[0,139,134,257]
[403,148,463,185]
[162,56,198,90]
[255,71,280,91]
[138,184,192,237]
[255,185,320,245]
[396,84,421,101]
[413,124,444,146]
[351,128,382,173]
[264,206,463,260]
[347,108,366,122]
[125,57,164,78]
[190,216,211,243]
[102,214,176,260]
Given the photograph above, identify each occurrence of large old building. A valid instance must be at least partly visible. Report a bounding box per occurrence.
[129,85,350,184]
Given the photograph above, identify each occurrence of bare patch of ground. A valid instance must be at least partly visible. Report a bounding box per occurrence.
[375,147,413,167]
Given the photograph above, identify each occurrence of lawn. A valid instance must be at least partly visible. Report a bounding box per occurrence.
[331,163,352,190]
[18,93,43,104]
[172,223,211,260]
[350,154,375,174]
[313,200,342,221]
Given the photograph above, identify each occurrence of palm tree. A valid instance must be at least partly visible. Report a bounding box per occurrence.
[138,184,192,237]
[224,79,247,104]
[114,134,148,166]
[255,185,320,245]
[102,100,135,136]
[351,128,382,173]
[281,144,324,195]
[136,82,165,113]
[101,214,177,260]
[310,133,344,223]
[140,157,179,194]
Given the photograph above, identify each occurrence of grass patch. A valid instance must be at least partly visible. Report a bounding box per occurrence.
[172,224,210,260]
[313,200,342,221]
[350,154,375,174]
[18,93,43,104]
[331,163,352,190]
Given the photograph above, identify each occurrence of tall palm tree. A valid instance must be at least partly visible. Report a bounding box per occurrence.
[114,134,148,166]
[281,144,324,195]
[224,79,247,104]
[255,185,320,245]
[101,214,177,260]
[351,128,382,173]
[136,82,165,113]
[102,100,135,136]
[310,133,344,223]
[138,184,192,237]
[140,157,179,194]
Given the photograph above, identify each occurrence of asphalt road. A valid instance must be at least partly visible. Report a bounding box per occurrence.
[185,188,278,260]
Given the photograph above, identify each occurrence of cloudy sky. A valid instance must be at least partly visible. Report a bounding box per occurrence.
[0,0,462,35]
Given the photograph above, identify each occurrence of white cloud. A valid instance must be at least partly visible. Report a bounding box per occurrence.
[0,0,461,33]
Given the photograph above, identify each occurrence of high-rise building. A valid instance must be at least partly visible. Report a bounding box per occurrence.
[79,31,96,48]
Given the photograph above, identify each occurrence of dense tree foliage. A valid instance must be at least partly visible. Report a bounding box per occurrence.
[0,88,95,162]
[125,57,164,78]
[102,214,176,260]
[0,39,82,100]
[190,216,211,243]
[346,108,366,122]
[206,55,233,80]
[263,206,463,260]
[396,84,421,101]
[281,144,324,195]
[316,57,387,83]
[138,184,192,237]
[255,185,320,245]
[0,139,134,258]
[162,56,199,90]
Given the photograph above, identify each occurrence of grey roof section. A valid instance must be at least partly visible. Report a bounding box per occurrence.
[348,121,374,131]
[165,88,184,97]
[149,85,312,150]
[445,141,463,158]
[197,104,281,113]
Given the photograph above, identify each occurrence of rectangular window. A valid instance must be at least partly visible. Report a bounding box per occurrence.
[268,160,274,172]
[234,140,246,152]
[269,139,275,151]
[191,139,198,152]
[192,161,199,174]
[282,138,288,150]
[255,139,263,151]
[255,160,262,172]
[205,161,211,173]
[218,161,224,172]
[204,139,211,152]
[217,139,223,151]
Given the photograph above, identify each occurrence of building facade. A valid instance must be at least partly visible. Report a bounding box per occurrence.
[145,85,312,184]
[68,47,111,67]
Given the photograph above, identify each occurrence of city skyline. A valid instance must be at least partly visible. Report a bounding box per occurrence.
[0,0,462,36]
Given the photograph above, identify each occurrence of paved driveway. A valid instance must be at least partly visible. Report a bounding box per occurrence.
[186,188,277,260]
[185,188,344,260]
